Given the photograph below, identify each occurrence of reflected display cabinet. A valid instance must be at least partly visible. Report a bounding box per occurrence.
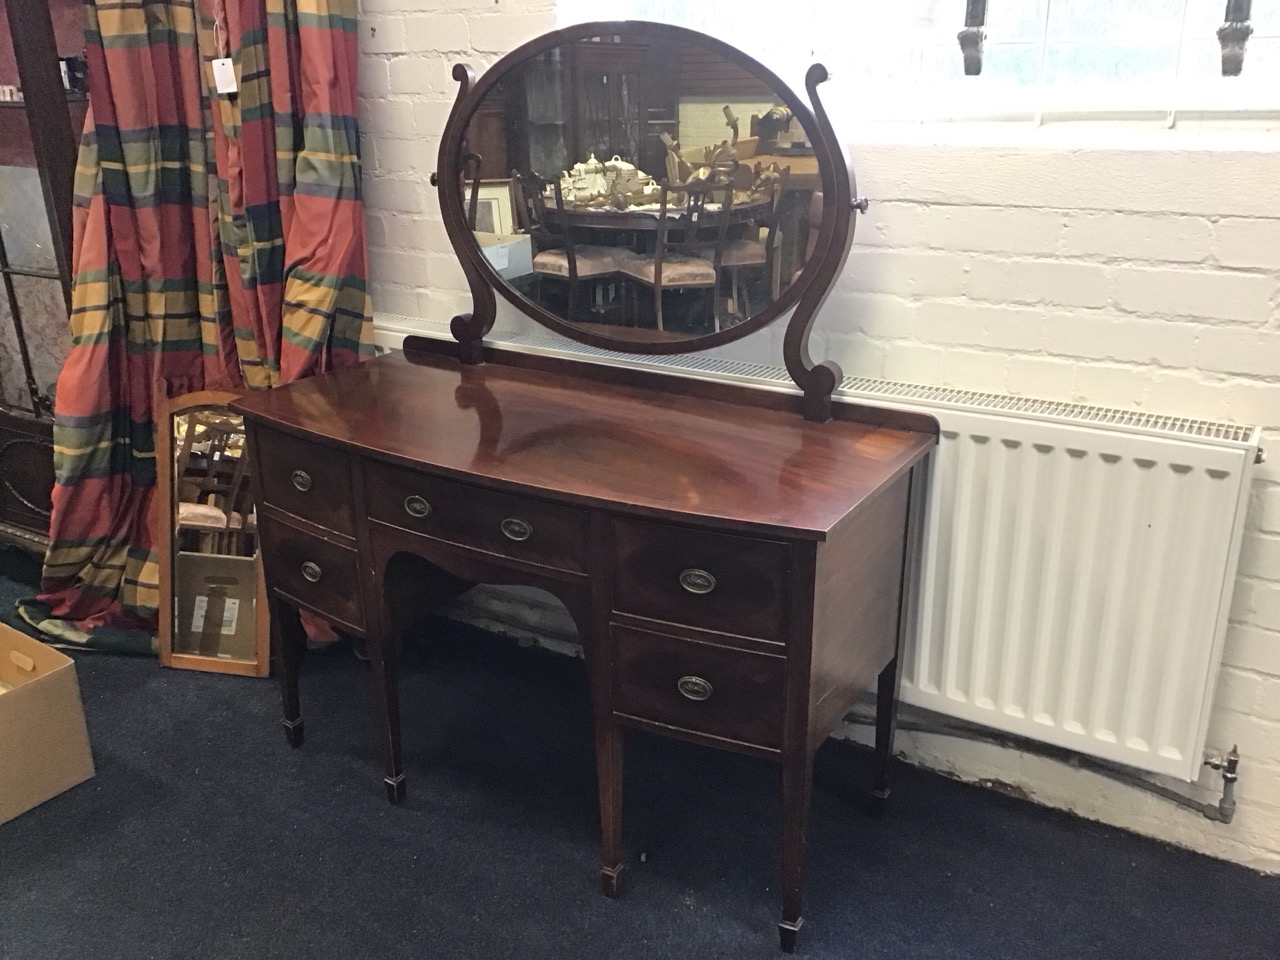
[234,20,939,951]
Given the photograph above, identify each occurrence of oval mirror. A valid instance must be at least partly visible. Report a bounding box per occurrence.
[439,21,850,356]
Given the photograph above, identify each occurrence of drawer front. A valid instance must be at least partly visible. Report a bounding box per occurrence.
[612,519,791,641]
[365,460,590,574]
[259,516,364,631]
[611,624,785,751]
[254,427,355,535]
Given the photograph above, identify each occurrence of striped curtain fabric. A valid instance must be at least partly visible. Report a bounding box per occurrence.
[38,0,374,631]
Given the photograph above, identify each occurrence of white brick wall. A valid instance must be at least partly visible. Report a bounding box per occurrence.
[357,2,1280,872]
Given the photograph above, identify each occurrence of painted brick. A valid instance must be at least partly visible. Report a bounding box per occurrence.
[1143,371,1232,422]
[1061,212,1212,264]
[937,348,1009,391]
[1215,666,1280,723]
[362,177,423,214]
[828,292,916,340]
[363,99,415,138]
[1207,708,1280,765]
[372,136,429,177]
[913,301,992,347]
[1042,315,1197,367]
[1249,581,1280,633]
[413,100,454,139]
[910,251,970,297]
[359,18,406,55]
[881,341,946,385]
[1222,381,1280,431]
[1259,486,1280,534]
[1214,218,1280,271]
[469,13,555,54]
[1071,361,1147,408]
[368,281,419,316]
[1238,534,1280,580]
[1006,355,1077,400]
[364,212,388,248]
[369,248,430,283]
[924,205,1063,256]
[388,56,434,94]
[359,56,391,98]
[404,14,470,52]
[380,214,434,251]
[1221,624,1280,677]
[1110,266,1275,324]
[1195,328,1280,378]
[967,257,1109,309]
[426,252,469,291]
[826,332,886,380]
[852,202,928,249]
[856,143,1280,219]
[842,248,914,295]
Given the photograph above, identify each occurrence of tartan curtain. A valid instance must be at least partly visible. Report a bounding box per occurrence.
[39,0,374,630]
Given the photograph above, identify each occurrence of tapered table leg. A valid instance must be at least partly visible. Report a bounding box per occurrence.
[870,653,903,818]
[367,635,406,804]
[596,724,626,897]
[779,751,814,953]
[271,596,306,748]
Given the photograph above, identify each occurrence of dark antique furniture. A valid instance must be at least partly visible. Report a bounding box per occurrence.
[233,20,938,952]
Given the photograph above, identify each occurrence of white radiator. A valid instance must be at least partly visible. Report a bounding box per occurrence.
[855,388,1262,782]
[376,316,1262,781]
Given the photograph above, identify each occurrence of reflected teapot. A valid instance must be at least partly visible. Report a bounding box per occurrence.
[603,155,642,193]
[567,153,606,199]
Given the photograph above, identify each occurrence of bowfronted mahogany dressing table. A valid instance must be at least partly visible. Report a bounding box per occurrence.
[232,21,938,952]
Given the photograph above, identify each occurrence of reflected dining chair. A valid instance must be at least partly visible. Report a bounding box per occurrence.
[515,172,620,323]
[618,180,733,332]
[699,164,789,321]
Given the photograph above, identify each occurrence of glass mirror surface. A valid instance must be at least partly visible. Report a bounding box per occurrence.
[459,33,819,343]
[170,407,258,662]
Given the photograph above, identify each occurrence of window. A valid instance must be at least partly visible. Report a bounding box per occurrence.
[558,1,1280,123]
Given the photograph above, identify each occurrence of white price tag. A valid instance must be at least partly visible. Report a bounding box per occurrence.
[191,595,208,632]
[220,598,241,636]
[191,595,240,635]
[212,57,238,95]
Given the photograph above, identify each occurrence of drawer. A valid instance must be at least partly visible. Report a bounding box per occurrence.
[258,515,364,632]
[364,460,590,574]
[254,426,355,536]
[612,519,791,642]
[611,624,785,751]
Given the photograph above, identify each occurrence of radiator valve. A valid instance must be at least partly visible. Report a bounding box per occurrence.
[1202,745,1239,824]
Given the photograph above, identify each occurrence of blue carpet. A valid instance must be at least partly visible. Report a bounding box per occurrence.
[1,622,1276,959]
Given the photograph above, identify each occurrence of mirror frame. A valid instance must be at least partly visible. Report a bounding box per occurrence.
[432,20,859,421]
[155,385,270,677]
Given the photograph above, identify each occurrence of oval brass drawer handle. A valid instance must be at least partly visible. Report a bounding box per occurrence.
[501,517,532,542]
[404,495,432,519]
[291,470,313,493]
[679,568,716,595]
[300,561,323,584]
[677,675,713,702]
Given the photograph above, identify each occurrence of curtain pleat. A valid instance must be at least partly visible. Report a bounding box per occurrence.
[38,0,373,630]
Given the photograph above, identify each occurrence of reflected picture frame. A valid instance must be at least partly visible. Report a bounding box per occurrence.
[475,179,514,235]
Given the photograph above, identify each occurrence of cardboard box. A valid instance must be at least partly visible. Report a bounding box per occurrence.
[174,552,259,662]
[0,625,95,825]
[477,232,533,280]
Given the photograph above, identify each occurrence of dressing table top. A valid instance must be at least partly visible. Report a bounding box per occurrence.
[232,348,934,541]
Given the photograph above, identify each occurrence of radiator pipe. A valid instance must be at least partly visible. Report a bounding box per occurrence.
[843,708,1241,825]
